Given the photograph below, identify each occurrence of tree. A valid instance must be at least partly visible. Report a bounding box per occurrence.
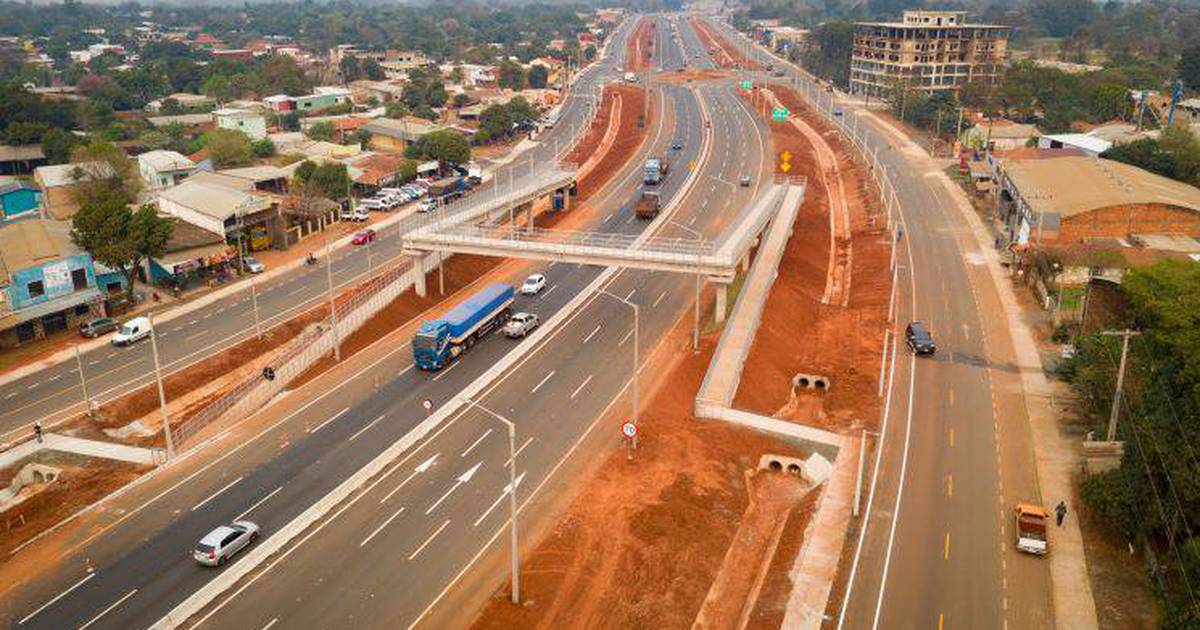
[339,56,363,81]
[385,101,409,119]
[70,194,173,301]
[1101,138,1175,179]
[69,140,141,201]
[1085,83,1129,122]
[497,60,525,90]
[293,160,350,199]
[41,127,81,164]
[202,73,233,103]
[305,121,336,142]
[1158,127,1200,187]
[200,128,253,169]
[528,64,549,89]
[1030,0,1098,38]
[411,129,470,164]
[1180,44,1200,91]
[278,111,301,132]
[251,138,276,158]
[363,59,386,81]
[801,21,854,88]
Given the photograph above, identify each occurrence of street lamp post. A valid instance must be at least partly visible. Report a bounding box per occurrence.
[250,277,262,339]
[74,345,90,412]
[324,235,341,362]
[147,313,175,460]
[466,399,521,605]
[597,289,639,447]
[670,220,703,352]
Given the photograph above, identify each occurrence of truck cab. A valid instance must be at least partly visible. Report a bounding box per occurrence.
[635,190,662,219]
[413,283,514,370]
[1014,503,1049,555]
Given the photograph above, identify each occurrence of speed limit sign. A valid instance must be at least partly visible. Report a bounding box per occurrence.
[621,422,638,439]
[422,399,433,413]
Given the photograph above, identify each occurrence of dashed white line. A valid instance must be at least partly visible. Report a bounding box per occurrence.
[431,362,459,382]
[505,437,533,466]
[531,370,556,394]
[78,588,137,630]
[360,505,407,547]
[461,428,493,458]
[48,374,62,382]
[540,285,558,300]
[582,324,602,344]
[408,519,451,561]
[191,476,243,512]
[235,487,282,521]
[604,213,614,223]
[17,572,95,625]
[349,413,387,442]
[26,382,38,390]
[260,619,279,630]
[619,328,634,347]
[4,392,17,399]
[652,290,667,308]
[571,375,594,400]
[309,407,349,433]
[626,288,637,301]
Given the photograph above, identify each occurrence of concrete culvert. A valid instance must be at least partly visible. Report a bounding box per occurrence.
[814,379,828,390]
[769,460,784,471]
[787,464,802,475]
[797,377,810,388]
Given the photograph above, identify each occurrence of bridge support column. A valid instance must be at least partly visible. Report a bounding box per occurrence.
[715,283,728,324]
[413,254,428,298]
[739,255,750,273]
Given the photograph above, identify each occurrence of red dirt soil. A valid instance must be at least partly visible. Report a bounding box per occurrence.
[626,17,656,74]
[689,17,763,71]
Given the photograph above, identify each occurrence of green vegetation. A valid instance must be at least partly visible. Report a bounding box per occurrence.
[1101,128,1200,188]
[198,128,253,169]
[293,160,350,199]
[405,129,470,166]
[475,96,538,144]
[69,190,173,301]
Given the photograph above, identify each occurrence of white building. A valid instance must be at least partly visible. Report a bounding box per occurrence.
[214,108,268,141]
[137,150,195,189]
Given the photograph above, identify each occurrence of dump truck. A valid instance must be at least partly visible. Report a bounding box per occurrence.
[429,176,466,201]
[1014,503,1049,556]
[644,157,669,185]
[635,190,662,219]
[413,283,514,370]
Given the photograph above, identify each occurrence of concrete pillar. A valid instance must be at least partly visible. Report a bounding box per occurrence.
[715,283,728,324]
[413,255,428,298]
[740,255,750,273]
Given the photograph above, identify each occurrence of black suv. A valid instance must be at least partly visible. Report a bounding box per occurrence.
[905,322,936,355]
[79,317,118,338]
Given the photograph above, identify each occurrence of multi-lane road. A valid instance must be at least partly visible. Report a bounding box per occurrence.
[3,14,779,630]
[702,16,1054,630]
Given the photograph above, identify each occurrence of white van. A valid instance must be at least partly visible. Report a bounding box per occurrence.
[112,316,152,346]
[340,206,370,222]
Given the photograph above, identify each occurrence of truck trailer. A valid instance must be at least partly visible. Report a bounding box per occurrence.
[635,190,661,219]
[413,283,514,370]
[644,157,669,185]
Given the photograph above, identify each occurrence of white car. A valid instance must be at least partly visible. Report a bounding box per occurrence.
[358,197,384,211]
[193,520,260,567]
[504,312,540,338]
[520,274,547,296]
[111,316,151,346]
[241,257,265,273]
[418,198,438,213]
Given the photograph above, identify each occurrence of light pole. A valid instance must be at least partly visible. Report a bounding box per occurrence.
[74,344,90,412]
[324,235,341,362]
[597,288,639,448]
[669,220,703,352]
[250,276,262,339]
[148,313,175,460]
[466,399,521,605]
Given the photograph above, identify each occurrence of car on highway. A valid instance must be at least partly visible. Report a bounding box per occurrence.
[241,256,266,273]
[193,520,260,567]
[739,174,751,187]
[520,273,547,296]
[79,317,118,338]
[671,140,683,150]
[503,312,540,338]
[905,321,936,355]
[833,109,844,117]
[352,229,376,245]
[111,316,151,346]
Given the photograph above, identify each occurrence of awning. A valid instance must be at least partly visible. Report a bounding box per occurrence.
[154,243,235,273]
[0,287,103,330]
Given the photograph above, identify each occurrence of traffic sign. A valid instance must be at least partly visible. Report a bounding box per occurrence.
[779,151,792,162]
[621,422,638,438]
[740,80,752,90]
[779,162,792,173]
[422,399,433,412]
[771,107,790,122]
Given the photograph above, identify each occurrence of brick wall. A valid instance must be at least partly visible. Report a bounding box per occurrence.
[1058,204,1200,243]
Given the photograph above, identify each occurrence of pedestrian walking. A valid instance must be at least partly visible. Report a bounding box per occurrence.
[33,422,43,444]
[1055,501,1067,527]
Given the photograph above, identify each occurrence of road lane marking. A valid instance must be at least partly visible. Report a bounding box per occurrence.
[408,519,450,561]
[949,427,954,447]
[473,471,527,527]
[89,360,101,365]
[461,428,493,458]
[540,285,558,300]
[17,572,95,625]
[946,475,953,498]
[309,407,349,434]
[78,588,137,630]
[626,288,636,301]
[571,375,594,400]
[381,454,439,504]
[360,505,407,547]
[530,370,556,394]
[431,362,459,382]
[505,437,533,466]
[396,365,414,379]
[938,613,944,630]
[689,215,697,226]
[619,329,634,347]
[349,414,387,442]
[261,619,279,630]
[191,476,243,512]
[948,387,954,407]
[235,487,282,522]
[48,374,61,382]
[26,382,38,390]
[287,286,306,297]
[652,290,667,308]
[185,331,206,342]
[943,531,951,559]
[424,462,480,515]
[4,392,17,399]
[604,213,614,223]
[582,324,602,344]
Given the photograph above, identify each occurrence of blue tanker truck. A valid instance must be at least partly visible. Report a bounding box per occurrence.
[413,282,515,370]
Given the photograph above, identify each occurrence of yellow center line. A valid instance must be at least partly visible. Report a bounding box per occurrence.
[949,427,954,448]
[944,531,951,560]
[948,387,954,407]
[947,474,953,498]
[938,612,945,630]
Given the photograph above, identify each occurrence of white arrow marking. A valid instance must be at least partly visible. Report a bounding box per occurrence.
[474,471,527,527]
[425,462,481,515]
[380,453,438,504]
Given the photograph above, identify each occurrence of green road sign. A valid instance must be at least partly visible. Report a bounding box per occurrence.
[771,107,790,122]
[740,80,752,90]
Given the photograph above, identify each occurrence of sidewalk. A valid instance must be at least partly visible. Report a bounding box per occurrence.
[0,433,159,468]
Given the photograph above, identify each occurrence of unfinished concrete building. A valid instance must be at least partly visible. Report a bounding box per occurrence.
[850,11,1009,97]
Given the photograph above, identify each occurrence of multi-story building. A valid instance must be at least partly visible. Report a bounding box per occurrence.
[850,11,1009,97]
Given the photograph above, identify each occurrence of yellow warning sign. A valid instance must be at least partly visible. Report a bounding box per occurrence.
[779,162,792,173]
[780,151,792,163]
[689,160,696,171]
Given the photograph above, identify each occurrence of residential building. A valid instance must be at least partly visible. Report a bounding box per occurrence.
[361,117,445,154]
[146,113,215,132]
[996,155,1200,246]
[146,92,213,113]
[0,145,48,176]
[214,108,268,140]
[34,162,117,220]
[0,219,105,347]
[0,181,40,221]
[850,11,1009,97]
[263,88,352,114]
[963,120,1040,152]
[137,150,195,189]
[345,152,408,192]
[156,177,277,248]
[1037,134,1112,157]
[145,218,234,286]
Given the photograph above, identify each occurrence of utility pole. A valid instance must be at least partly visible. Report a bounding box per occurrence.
[325,236,341,362]
[1101,329,1141,441]
[148,313,175,460]
[74,345,90,412]
[251,277,262,339]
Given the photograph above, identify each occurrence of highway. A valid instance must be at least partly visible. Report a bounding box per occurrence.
[701,16,1053,630]
[3,14,778,630]
[0,25,612,442]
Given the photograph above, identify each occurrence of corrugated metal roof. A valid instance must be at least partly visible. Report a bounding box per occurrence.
[0,218,78,279]
[1002,156,1200,219]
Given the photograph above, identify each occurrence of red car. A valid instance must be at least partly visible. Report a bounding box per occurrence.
[352,229,376,245]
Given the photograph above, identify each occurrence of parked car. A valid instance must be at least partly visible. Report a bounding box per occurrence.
[359,198,384,211]
[520,273,547,296]
[739,174,751,187]
[352,229,377,245]
[418,198,438,213]
[111,316,151,346]
[79,317,118,339]
[504,312,540,338]
[193,521,260,567]
[905,321,936,355]
[241,256,265,273]
[340,207,370,222]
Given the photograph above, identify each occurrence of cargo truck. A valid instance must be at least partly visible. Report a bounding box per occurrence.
[1014,503,1049,556]
[634,190,661,219]
[644,157,669,185]
[429,176,466,201]
[413,283,514,370]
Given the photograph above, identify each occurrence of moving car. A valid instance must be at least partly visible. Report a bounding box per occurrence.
[111,316,151,346]
[79,317,118,338]
[671,140,683,150]
[739,174,751,187]
[905,321,936,355]
[193,521,260,567]
[352,229,377,245]
[241,257,265,273]
[520,273,547,296]
[503,312,540,338]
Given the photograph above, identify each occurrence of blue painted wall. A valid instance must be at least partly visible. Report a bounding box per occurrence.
[0,188,40,219]
[7,253,96,310]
